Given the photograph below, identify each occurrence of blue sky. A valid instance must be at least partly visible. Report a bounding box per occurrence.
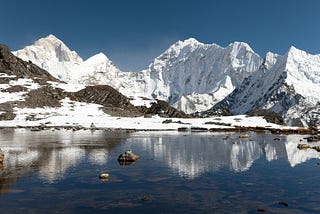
[2,0,320,71]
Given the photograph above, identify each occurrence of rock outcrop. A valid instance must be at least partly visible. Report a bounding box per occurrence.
[0,44,59,82]
[138,99,190,118]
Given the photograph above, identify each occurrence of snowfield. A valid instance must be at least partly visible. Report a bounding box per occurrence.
[0,75,291,130]
[0,110,291,131]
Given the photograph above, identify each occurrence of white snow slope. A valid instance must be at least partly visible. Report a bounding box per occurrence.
[13,35,262,114]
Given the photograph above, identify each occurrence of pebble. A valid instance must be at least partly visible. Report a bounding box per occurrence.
[99,173,109,180]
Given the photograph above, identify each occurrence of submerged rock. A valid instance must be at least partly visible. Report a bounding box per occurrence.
[257,208,267,212]
[118,150,139,165]
[139,196,151,202]
[278,201,288,207]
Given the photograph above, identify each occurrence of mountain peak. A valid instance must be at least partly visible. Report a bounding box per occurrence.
[170,38,203,51]
[285,45,311,63]
[35,34,64,47]
[46,34,60,40]
[228,41,254,53]
[30,35,83,63]
[85,52,111,64]
[286,45,306,56]
[182,38,201,45]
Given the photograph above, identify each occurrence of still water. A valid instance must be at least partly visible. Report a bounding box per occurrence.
[0,128,319,213]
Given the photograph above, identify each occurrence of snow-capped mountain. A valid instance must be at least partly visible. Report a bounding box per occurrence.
[211,46,320,126]
[13,35,262,113]
[13,34,83,81]
[145,39,262,113]
[13,35,320,126]
[13,35,123,86]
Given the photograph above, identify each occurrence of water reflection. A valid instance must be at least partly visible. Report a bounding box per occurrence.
[0,129,318,183]
[0,128,128,185]
[39,147,85,182]
[134,133,315,178]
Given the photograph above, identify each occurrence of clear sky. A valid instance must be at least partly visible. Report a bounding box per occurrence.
[2,0,320,71]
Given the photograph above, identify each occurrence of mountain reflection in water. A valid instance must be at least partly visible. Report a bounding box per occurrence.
[0,129,128,185]
[0,129,318,184]
[132,133,318,178]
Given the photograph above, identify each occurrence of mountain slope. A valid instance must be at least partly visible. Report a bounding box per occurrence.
[210,47,320,126]
[14,35,262,113]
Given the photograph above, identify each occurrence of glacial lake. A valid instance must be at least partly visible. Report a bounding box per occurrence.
[0,128,320,213]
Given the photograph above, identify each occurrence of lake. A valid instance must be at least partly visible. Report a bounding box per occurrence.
[0,128,319,213]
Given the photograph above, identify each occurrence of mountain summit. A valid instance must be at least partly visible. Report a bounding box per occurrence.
[15,34,82,64]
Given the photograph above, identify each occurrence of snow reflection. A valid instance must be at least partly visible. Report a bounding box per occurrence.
[136,133,313,179]
[0,129,123,183]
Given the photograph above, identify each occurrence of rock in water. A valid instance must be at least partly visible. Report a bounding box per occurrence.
[99,173,109,181]
[118,150,140,165]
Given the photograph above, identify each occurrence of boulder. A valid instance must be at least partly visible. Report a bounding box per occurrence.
[99,173,109,181]
[118,150,139,165]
